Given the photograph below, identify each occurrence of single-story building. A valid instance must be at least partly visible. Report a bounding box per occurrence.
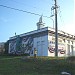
[8,16,75,57]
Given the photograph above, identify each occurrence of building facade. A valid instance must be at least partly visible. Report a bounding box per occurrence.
[8,16,75,57]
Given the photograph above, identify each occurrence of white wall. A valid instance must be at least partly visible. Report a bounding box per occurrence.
[48,35,55,57]
[73,42,75,56]
[65,40,75,57]
[48,35,66,57]
[33,35,48,56]
[9,43,11,53]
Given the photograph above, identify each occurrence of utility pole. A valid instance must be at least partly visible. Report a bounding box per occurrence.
[54,0,58,57]
[51,0,58,57]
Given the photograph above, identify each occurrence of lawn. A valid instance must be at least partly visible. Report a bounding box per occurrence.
[0,56,75,75]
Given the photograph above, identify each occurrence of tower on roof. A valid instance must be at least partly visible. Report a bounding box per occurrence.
[37,15,45,30]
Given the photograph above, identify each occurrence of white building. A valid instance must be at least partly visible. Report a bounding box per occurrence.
[9,16,75,57]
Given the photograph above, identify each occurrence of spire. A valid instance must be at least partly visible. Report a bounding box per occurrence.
[39,15,43,23]
[36,15,45,30]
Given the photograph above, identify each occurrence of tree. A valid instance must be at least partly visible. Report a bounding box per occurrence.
[4,40,9,54]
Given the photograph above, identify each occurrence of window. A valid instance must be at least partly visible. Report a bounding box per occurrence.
[63,39,65,42]
[41,41,45,45]
[71,41,73,44]
[37,41,40,46]
[67,40,70,43]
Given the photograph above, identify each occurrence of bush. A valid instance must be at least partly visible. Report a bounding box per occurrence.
[67,56,75,62]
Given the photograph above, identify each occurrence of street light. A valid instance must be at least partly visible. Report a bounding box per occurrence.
[50,16,54,28]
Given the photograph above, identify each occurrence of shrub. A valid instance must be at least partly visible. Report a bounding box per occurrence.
[67,56,75,62]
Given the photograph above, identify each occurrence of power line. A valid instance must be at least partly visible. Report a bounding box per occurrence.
[11,0,50,12]
[0,4,50,18]
[11,0,38,9]
[58,7,65,27]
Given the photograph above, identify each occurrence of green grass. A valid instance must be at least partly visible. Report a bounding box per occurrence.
[0,56,75,75]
